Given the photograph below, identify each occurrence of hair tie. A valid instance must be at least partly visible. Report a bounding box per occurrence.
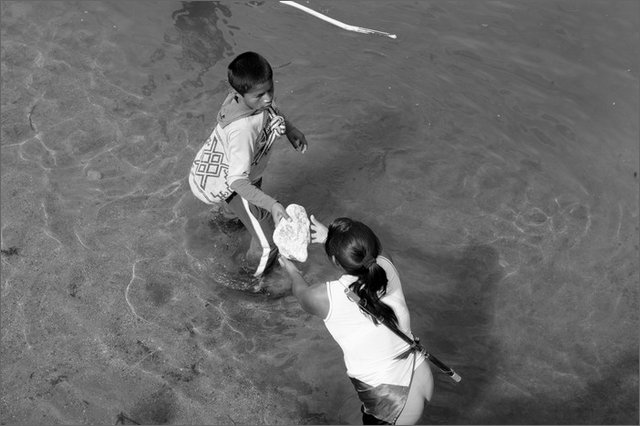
[363,256,376,269]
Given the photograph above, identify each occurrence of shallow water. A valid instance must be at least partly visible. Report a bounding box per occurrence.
[1,1,638,424]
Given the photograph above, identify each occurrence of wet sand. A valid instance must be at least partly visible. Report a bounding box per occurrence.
[1,1,638,424]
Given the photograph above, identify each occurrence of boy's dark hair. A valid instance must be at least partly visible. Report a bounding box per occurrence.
[227,51,273,95]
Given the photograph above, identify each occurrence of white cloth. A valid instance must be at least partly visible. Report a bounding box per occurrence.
[323,256,425,387]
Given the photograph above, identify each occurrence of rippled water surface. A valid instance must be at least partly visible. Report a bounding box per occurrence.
[1,1,638,424]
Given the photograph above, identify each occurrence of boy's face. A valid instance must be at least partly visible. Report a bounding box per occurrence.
[240,79,274,111]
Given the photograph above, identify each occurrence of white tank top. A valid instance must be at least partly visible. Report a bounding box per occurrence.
[323,256,424,387]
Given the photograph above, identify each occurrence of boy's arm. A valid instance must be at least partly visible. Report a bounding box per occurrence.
[226,125,279,211]
[230,179,277,211]
[284,119,308,153]
[273,105,307,152]
[277,108,308,153]
[230,179,288,224]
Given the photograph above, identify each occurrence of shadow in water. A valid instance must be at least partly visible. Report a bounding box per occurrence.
[393,240,638,425]
[170,1,233,87]
[409,243,504,424]
[471,351,639,425]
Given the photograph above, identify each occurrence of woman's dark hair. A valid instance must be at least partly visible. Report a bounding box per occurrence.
[325,218,398,327]
[227,51,273,95]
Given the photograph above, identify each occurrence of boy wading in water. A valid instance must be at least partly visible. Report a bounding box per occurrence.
[190,51,308,277]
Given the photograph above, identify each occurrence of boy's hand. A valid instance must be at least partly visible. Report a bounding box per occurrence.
[286,126,308,153]
[271,202,290,226]
[310,215,328,244]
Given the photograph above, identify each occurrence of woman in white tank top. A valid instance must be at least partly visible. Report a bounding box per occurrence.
[279,216,434,425]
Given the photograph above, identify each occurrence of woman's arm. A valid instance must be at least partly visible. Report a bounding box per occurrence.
[279,257,329,318]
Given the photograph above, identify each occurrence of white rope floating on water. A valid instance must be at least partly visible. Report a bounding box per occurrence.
[280,1,397,39]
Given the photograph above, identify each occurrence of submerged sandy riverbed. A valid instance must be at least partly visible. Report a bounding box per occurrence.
[1,1,638,424]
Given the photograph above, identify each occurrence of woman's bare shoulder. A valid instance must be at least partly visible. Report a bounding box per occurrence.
[301,282,330,318]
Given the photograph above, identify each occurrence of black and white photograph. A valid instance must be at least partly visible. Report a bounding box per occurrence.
[1,1,638,424]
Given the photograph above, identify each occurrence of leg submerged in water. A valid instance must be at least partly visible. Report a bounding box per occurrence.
[226,195,278,277]
[209,205,244,235]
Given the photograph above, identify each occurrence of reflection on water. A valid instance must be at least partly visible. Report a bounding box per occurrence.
[0,0,638,424]
[170,1,232,84]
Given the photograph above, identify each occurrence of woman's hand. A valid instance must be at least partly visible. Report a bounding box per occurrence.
[286,126,308,153]
[278,255,302,276]
[310,215,328,244]
[271,202,290,226]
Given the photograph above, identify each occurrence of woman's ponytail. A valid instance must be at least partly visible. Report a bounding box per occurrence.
[325,218,399,327]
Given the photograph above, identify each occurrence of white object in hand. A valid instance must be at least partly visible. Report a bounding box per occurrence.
[273,204,311,262]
